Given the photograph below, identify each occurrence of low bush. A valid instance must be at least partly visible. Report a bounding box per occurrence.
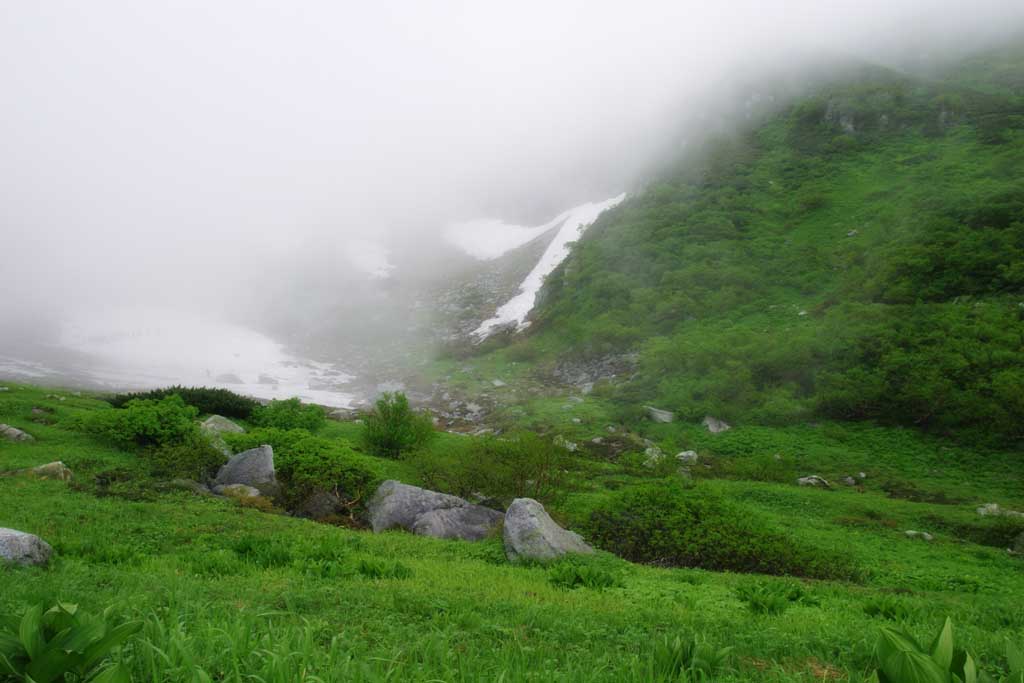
[547,558,624,590]
[356,558,413,580]
[362,392,434,458]
[85,395,199,448]
[863,595,918,622]
[224,428,380,511]
[109,385,258,419]
[415,431,570,505]
[251,397,325,431]
[644,634,732,682]
[144,434,226,480]
[734,580,817,615]
[584,480,859,580]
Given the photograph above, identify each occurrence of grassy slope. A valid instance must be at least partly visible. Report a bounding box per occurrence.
[2,383,1023,681]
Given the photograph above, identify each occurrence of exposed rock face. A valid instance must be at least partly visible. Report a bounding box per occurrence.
[977,503,1024,519]
[0,424,34,442]
[213,483,261,498]
[702,416,731,433]
[646,406,674,423]
[905,530,934,541]
[412,506,505,541]
[213,445,278,496]
[676,450,699,464]
[797,475,831,488]
[367,480,469,533]
[503,498,593,563]
[201,415,245,434]
[0,528,52,566]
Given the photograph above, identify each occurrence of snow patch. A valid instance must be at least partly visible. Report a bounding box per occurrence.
[444,212,568,261]
[473,193,626,338]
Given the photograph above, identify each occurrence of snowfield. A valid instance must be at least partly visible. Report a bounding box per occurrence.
[473,193,626,338]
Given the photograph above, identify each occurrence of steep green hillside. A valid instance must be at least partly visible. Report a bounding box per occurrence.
[511,58,1024,445]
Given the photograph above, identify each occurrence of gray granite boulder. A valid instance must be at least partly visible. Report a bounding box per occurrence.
[28,461,72,481]
[702,416,731,433]
[412,505,504,541]
[0,424,34,442]
[0,528,52,566]
[201,415,245,434]
[503,498,593,563]
[366,480,469,533]
[213,445,278,496]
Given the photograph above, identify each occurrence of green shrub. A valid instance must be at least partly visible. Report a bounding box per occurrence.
[0,602,141,682]
[415,431,569,505]
[734,580,816,615]
[85,395,199,448]
[644,634,732,682]
[223,428,380,511]
[231,535,294,568]
[144,434,226,480]
[109,385,258,419]
[251,398,325,431]
[362,392,434,458]
[584,481,858,580]
[870,618,990,683]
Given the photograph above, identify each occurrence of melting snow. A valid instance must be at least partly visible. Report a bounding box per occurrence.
[474,193,626,338]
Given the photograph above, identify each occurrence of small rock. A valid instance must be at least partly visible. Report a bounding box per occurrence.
[213,445,278,496]
[201,415,245,434]
[977,503,1024,519]
[842,476,857,486]
[857,472,867,479]
[30,407,51,416]
[905,530,934,541]
[0,424,34,442]
[491,379,507,387]
[643,446,665,467]
[847,229,859,237]
[702,416,731,433]
[503,498,593,563]
[676,450,699,464]
[646,406,675,423]
[797,475,831,488]
[29,461,73,482]
[571,418,582,424]
[0,528,52,566]
[213,483,261,498]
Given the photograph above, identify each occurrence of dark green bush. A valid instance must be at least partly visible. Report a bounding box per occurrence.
[415,431,569,505]
[251,397,325,431]
[224,428,380,510]
[362,392,434,458]
[584,480,859,580]
[145,433,226,480]
[85,395,199,448]
[109,385,258,419]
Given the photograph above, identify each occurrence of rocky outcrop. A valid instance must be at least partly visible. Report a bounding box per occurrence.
[0,528,52,566]
[797,475,830,488]
[366,480,504,541]
[201,415,245,434]
[977,503,1024,519]
[0,424,34,442]
[412,506,505,541]
[702,416,731,433]
[3,461,73,482]
[213,445,278,496]
[646,406,674,423]
[503,498,593,563]
[676,450,699,464]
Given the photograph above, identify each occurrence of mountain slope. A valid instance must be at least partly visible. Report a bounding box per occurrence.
[503,56,1024,445]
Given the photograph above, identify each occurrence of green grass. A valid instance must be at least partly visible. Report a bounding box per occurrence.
[2,381,1023,681]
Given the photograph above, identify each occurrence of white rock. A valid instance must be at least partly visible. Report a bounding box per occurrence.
[0,528,52,566]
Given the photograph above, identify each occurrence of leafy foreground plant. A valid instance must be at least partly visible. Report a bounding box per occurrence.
[871,618,1024,683]
[547,560,623,590]
[644,634,732,682]
[0,602,141,683]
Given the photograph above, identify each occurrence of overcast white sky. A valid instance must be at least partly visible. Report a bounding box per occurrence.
[2,1,1023,322]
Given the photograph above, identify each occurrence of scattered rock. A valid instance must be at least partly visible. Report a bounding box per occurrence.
[571,418,582,424]
[30,407,52,416]
[643,446,665,467]
[676,450,699,464]
[297,491,344,520]
[491,379,507,387]
[646,406,675,423]
[412,506,505,541]
[201,415,245,434]
[842,476,857,486]
[0,424,34,442]
[905,530,934,542]
[857,472,867,479]
[28,461,73,482]
[213,483,261,498]
[977,503,1024,519]
[503,498,593,563]
[847,229,859,237]
[553,436,578,452]
[366,480,468,533]
[702,416,731,433]
[797,475,831,488]
[213,445,278,496]
[0,528,52,566]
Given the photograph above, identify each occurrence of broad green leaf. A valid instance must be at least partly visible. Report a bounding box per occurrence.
[89,662,132,683]
[0,651,22,676]
[25,644,80,683]
[0,631,23,659]
[80,621,143,671]
[961,652,976,683]
[878,637,950,683]
[930,618,955,671]
[19,604,45,661]
[1008,640,1024,675]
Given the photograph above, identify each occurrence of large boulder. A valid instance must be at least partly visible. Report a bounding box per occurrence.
[702,416,731,433]
[201,415,245,434]
[412,506,504,541]
[0,528,52,566]
[503,498,593,563]
[213,445,278,496]
[0,424,34,442]
[366,480,468,533]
